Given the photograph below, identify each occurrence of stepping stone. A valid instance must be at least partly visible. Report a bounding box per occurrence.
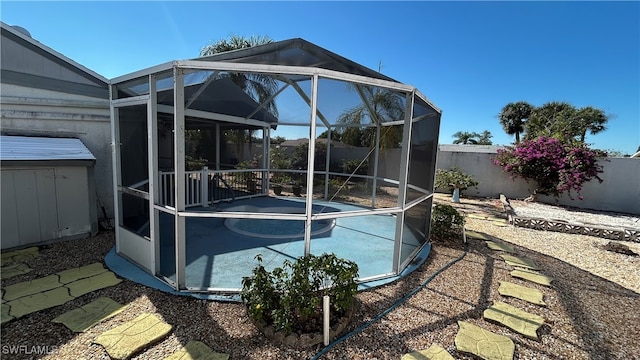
[1,247,39,265]
[1,303,14,324]
[455,321,514,360]
[58,262,108,284]
[401,344,454,360]
[5,287,75,319]
[511,268,553,286]
[165,340,230,360]
[466,230,491,240]
[492,221,509,227]
[498,281,545,306]
[468,214,488,220]
[499,254,541,270]
[52,297,126,332]
[2,274,61,301]
[66,271,122,298]
[485,241,515,253]
[483,301,545,339]
[1,263,33,279]
[94,313,172,360]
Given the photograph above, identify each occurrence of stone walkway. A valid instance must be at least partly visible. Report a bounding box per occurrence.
[0,247,231,359]
[401,226,555,360]
[2,262,122,323]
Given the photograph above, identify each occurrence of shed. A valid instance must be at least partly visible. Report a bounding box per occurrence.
[1,135,98,249]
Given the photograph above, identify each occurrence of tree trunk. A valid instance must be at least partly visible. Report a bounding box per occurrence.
[524,191,538,202]
[452,188,461,203]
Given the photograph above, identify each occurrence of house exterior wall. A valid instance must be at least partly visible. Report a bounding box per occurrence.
[0,24,113,219]
[1,163,98,249]
[0,84,112,217]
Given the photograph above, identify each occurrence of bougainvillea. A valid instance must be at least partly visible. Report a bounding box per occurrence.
[493,136,606,200]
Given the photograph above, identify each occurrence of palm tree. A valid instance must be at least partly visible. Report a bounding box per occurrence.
[200,35,279,116]
[200,35,278,162]
[452,131,480,145]
[477,130,493,145]
[526,101,576,141]
[336,86,405,149]
[574,106,608,142]
[499,101,533,143]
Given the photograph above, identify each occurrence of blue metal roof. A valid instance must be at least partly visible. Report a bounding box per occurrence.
[0,135,96,161]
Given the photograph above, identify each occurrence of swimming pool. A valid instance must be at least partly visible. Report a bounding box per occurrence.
[225,206,336,238]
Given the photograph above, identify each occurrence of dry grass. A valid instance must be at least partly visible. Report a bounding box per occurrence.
[2,195,639,359]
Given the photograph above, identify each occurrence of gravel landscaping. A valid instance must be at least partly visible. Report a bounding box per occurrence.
[2,195,639,359]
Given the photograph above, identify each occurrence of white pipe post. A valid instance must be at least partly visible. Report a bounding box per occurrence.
[323,295,330,346]
[304,74,319,255]
[174,66,186,290]
[201,166,209,207]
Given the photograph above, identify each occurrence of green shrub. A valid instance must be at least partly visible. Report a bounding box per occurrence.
[341,159,368,176]
[241,253,359,334]
[435,167,478,193]
[185,156,208,171]
[328,178,346,198]
[430,204,464,240]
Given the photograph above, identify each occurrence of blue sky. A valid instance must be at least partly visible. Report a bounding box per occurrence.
[2,1,638,154]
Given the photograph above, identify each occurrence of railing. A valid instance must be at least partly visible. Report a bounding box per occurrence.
[159,167,264,207]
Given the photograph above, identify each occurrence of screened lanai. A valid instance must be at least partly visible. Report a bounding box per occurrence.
[109,38,441,294]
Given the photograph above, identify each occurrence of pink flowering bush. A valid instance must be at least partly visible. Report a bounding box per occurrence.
[493,136,606,200]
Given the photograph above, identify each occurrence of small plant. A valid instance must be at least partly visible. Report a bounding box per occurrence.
[241,253,359,335]
[328,178,347,198]
[430,204,464,240]
[435,167,479,193]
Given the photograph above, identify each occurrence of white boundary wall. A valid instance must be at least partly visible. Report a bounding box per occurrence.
[436,145,640,215]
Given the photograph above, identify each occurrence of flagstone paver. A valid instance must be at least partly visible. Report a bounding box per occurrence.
[1,247,39,265]
[2,274,61,301]
[499,254,541,270]
[455,321,514,360]
[511,268,553,286]
[66,271,122,298]
[498,281,545,306]
[1,303,14,324]
[6,287,75,318]
[483,301,545,339]
[401,344,454,360]
[164,340,230,360]
[52,297,126,332]
[58,262,108,284]
[94,313,172,360]
[466,230,491,240]
[1,263,33,279]
[1,262,122,324]
[486,241,515,253]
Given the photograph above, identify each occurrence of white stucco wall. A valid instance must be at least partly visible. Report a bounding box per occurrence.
[436,146,640,215]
